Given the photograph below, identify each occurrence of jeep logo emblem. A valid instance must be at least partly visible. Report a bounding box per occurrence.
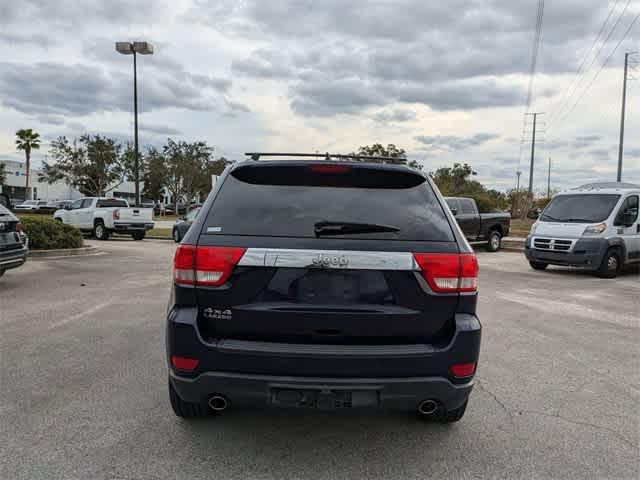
[312,254,349,268]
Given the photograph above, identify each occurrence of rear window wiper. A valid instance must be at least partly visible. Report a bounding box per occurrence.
[314,221,400,237]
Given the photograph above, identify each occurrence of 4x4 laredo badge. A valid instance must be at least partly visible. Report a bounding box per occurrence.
[203,308,232,320]
[312,254,349,268]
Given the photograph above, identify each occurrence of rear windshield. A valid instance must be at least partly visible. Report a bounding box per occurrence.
[541,194,620,223]
[96,199,128,208]
[204,164,454,241]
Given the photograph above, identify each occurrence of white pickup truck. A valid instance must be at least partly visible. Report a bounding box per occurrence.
[53,197,154,240]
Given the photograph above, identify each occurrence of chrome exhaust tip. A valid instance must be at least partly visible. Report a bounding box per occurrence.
[208,395,229,411]
[417,399,438,416]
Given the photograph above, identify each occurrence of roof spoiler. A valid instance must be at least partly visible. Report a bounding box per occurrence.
[245,152,407,165]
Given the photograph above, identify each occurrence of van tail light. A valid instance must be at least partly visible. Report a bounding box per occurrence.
[174,245,246,287]
[413,253,479,293]
[113,209,120,220]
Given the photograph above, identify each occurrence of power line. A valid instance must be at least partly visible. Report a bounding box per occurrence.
[517,0,545,175]
[547,0,633,131]
[546,0,622,127]
[549,12,639,134]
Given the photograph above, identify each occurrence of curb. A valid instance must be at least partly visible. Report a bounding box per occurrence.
[28,246,99,258]
[502,237,525,253]
[146,236,173,241]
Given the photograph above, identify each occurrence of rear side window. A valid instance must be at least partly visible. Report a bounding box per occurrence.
[205,164,455,241]
[459,199,476,214]
[445,199,459,212]
[96,199,128,208]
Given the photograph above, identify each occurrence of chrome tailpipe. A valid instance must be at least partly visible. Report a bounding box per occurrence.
[417,399,438,416]
[208,395,229,411]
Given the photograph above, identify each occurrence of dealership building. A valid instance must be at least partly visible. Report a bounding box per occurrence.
[0,158,138,203]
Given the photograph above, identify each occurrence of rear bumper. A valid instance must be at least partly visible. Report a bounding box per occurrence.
[170,370,473,411]
[113,222,154,232]
[167,309,481,410]
[524,237,607,269]
[0,245,28,271]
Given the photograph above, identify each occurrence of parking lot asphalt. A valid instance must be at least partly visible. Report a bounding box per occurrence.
[1,239,638,480]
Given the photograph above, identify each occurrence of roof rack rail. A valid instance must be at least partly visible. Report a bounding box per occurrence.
[244,152,407,165]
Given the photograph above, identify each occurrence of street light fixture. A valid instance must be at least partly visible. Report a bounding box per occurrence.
[115,41,154,206]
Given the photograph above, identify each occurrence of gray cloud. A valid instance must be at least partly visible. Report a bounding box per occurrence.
[196,0,628,116]
[0,61,234,117]
[415,133,500,151]
[140,124,182,136]
[373,109,416,123]
[36,115,65,126]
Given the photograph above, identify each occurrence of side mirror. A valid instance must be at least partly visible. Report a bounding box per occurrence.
[450,208,458,216]
[622,210,637,227]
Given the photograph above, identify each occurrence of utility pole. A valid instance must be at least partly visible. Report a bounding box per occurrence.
[547,158,551,199]
[617,52,634,182]
[528,113,539,195]
[516,171,522,192]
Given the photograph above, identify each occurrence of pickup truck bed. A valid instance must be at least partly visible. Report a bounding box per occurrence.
[445,197,511,251]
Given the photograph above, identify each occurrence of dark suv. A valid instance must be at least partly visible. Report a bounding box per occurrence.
[167,154,481,423]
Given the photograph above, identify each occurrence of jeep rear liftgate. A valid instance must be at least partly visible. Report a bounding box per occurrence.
[167,156,480,421]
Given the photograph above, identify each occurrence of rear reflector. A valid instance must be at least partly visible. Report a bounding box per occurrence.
[113,209,120,220]
[413,253,479,293]
[309,164,352,174]
[171,355,199,371]
[174,245,246,287]
[450,362,476,378]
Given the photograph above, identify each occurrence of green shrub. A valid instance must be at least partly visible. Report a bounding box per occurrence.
[19,216,84,250]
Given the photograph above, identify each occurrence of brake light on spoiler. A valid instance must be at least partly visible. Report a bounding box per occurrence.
[413,253,479,293]
[174,245,246,287]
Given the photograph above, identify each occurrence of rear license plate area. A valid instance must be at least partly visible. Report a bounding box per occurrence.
[270,388,378,409]
[295,270,359,304]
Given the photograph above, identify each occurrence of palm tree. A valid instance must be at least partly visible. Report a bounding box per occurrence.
[15,129,41,200]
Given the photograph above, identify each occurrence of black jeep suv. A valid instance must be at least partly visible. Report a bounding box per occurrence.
[166,154,481,422]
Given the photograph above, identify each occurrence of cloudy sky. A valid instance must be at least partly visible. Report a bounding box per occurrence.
[1,0,639,192]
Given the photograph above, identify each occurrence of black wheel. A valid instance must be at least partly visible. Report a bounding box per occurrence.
[529,261,548,270]
[168,380,210,418]
[94,221,110,240]
[55,218,63,223]
[596,248,620,279]
[486,230,502,252]
[173,228,181,243]
[131,231,145,241]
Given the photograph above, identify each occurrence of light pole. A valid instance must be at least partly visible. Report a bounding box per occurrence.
[115,41,154,207]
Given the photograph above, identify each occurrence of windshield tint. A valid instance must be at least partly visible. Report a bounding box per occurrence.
[541,194,620,223]
[205,166,454,241]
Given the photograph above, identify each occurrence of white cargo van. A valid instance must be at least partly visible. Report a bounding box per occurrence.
[525,182,639,278]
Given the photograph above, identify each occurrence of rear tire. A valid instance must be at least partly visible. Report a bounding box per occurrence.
[486,230,502,252]
[94,221,109,240]
[168,380,210,418]
[132,231,145,241]
[596,248,620,279]
[529,261,548,270]
[173,228,181,243]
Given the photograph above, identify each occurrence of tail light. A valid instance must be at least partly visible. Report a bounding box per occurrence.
[171,355,199,371]
[16,222,22,232]
[113,209,120,220]
[450,362,476,378]
[413,253,479,293]
[309,164,352,174]
[174,245,246,287]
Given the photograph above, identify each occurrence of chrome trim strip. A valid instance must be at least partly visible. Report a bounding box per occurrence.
[238,248,419,271]
[531,236,577,252]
